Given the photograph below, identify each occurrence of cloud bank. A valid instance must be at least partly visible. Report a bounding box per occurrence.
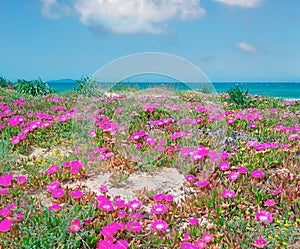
[237,42,257,54]
[41,0,205,34]
[214,0,262,8]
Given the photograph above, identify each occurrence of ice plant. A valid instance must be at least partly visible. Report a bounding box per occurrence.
[220,189,236,199]
[0,219,13,232]
[52,188,65,198]
[68,219,82,233]
[189,217,199,225]
[151,204,167,215]
[218,161,230,171]
[227,172,240,181]
[264,199,276,207]
[251,170,264,178]
[151,220,168,232]
[46,181,61,192]
[253,237,267,248]
[70,190,83,198]
[256,211,273,223]
[196,180,209,188]
[0,174,13,187]
[128,200,142,210]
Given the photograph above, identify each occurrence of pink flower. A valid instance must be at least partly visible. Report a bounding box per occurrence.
[48,204,61,211]
[11,136,20,144]
[16,175,27,184]
[201,232,213,243]
[237,166,247,173]
[0,174,13,187]
[218,161,230,171]
[196,180,209,188]
[289,134,299,141]
[0,219,13,232]
[256,211,273,223]
[264,199,276,207]
[0,208,11,217]
[151,220,168,232]
[0,188,9,195]
[52,188,65,198]
[151,204,167,215]
[250,123,257,128]
[195,239,207,249]
[14,213,24,221]
[99,185,108,193]
[153,193,166,201]
[251,170,264,178]
[98,200,114,212]
[46,181,61,192]
[70,190,83,198]
[272,188,281,195]
[227,172,240,181]
[185,174,195,182]
[68,219,82,233]
[126,221,142,233]
[189,218,199,225]
[220,189,236,199]
[115,240,129,249]
[165,194,174,202]
[43,164,59,175]
[253,237,267,248]
[183,232,191,240]
[180,242,198,249]
[129,200,142,210]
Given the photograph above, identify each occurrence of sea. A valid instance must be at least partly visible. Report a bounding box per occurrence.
[47,82,300,100]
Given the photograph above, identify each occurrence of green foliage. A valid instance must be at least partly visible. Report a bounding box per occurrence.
[226,86,253,108]
[15,78,55,96]
[74,76,104,97]
[0,76,13,88]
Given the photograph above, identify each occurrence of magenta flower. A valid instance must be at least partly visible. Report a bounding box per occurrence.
[129,199,142,210]
[48,204,61,211]
[98,200,114,212]
[250,123,257,128]
[0,174,13,187]
[189,217,199,225]
[251,170,264,178]
[220,189,236,199]
[289,134,299,141]
[185,174,195,182]
[253,237,267,248]
[117,210,127,218]
[0,188,9,195]
[151,204,167,215]
[52,188,65,198]
[227,172,240,181]
[16,175,27,184]
[264,199,276,207]
[256,211,273,223]
[151,219,168,232]
[195,239,207,249]
[218,161,230,171]
[70,190,83,198]
[46,181,61,192]
[126,221,142,233]
[14,213,24,221]
[196,180,209,188]
[183,232,191,240]
[43,164,59,175]
[180,242,198,249]
[99,185,108,193]
[68,219,82,233]
[237,166,247,173]
[153,193,166,201]
[115,240,129,249]
[201,232,214,243]
[0,208,11,217]
[0,219,13,232]
[165,194,174,202]
[272,188,281,195]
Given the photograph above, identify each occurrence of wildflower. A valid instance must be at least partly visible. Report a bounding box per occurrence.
[180,242,198,249]
[118,210,127,218]
[0,219,13,232]
[237,166,247,173]
[201,232,213,243]
[185,175,195,182]
[99,185,108,193]
[14,213,24,221]
[70,190,83,198]
[129,199,142,210]
[46,181,61,192]
[0,208,11,217]
[43,164,59,175]
[250,123,257,128]
[272,188,281,195]
[52,188,65,198]
[48,204,61,211]
[0,188,9,195]
[183,232,191,240]
[16,175,27,184]
[289,134,299,141]
[189,217,199,225]
[251,170,264,178]
[218,161,230,171]
[151,204,167,215]
[126,221,142,233]
[0,174,13,187]
[68,219,82,233]
[115,239,129,249]
[253,237,267,248]
[220,189,236,199]
[194,239,207,249]
[227,172,240,181]
[196,180,209,188]
[165,194,174,202]
[264,199,276,207]
[153,193,166,201]
[256,211,273,223]
[98,200,114,212]
[151,219,168,232]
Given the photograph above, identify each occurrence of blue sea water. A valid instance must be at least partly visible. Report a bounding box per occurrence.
[47,82,300,99]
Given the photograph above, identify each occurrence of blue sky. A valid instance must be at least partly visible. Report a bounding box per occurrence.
[1,0,300,82]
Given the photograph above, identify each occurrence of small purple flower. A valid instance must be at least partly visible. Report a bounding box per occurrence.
[237,166,247,173]
[218,161,230,171]
[129,199,142,210]
[196,180,209,188]
[251,170,264,178]
[151,219,168,232]
[220,189,236,199]
[264,199,276,207]
[47,181,61,192]
[151,204,167,215]
[52,188,65,198]
[256,211,273,223]
[188,217,199,225]
[228,172,240,181]
[70,190,83,198]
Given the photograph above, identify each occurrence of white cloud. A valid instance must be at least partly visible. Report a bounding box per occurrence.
[40,0,205,34]
[237,42,257,53]
[214,0,262,8]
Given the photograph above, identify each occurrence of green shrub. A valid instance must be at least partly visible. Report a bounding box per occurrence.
[15,78,55,96]
[74,76,104,97]
[226,86,253,108]
[0,76,13,88]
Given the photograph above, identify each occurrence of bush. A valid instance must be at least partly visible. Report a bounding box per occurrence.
[0,76,13,88]
[226,86,253,108]
[74,76,104,97]
[15,78,55,96]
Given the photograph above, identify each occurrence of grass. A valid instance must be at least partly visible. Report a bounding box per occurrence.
[0,84,299,249]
